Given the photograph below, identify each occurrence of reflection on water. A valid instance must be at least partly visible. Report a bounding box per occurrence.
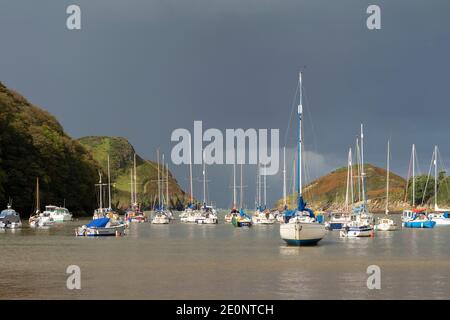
[0,213,449,299]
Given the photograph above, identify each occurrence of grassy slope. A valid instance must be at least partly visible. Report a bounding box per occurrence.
[77,136,187,210]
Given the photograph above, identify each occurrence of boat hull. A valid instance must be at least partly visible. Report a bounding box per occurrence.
[76,224,126,237]
[403,220,436,228]
[280,222,326,246]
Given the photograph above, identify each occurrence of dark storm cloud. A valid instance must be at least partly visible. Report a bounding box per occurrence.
[1,0,449,207]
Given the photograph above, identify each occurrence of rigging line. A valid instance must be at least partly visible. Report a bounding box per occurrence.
[404,147,413,203]
[283,83,299,148]
[436,147,450,199]
[420,148,434,206]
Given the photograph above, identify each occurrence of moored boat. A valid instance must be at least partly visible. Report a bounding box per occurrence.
[76,217,125,237]
[0,204,22,229]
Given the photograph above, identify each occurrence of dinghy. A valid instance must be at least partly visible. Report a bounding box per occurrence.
[231,209,253,227]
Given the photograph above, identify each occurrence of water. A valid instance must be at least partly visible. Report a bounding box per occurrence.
[1,213,449,299]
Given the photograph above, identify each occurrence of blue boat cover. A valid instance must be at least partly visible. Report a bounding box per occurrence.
[239,208,252,220]
[86,217,110,228]
[444,212,449,219]
[283,195,315,222]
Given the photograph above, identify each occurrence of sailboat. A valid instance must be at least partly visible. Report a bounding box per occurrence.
[326,148,354,230]
[340,124,375,237]
[375,140,398,231]
[280,72,326,245]
[0,200,22,229]
[402,144,435,228]
[93,155,121,223]
[426,145,450,226]
[152,152,171,224]
[231,163,253,227]
[29,177,55,228]
[252,165,276,225]
[179,137,202,223]
[224,162,238,223]
[195,151,218,224]
[125,153,146,223]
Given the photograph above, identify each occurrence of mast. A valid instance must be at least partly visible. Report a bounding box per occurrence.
[412,144,416,207]
[130,167,134,205]
[263,166,267,208]
[283,147,287,207]
[203,151,206,205]
[257,165,261,207]
[386,140,390,215]
[349,148,354,209]
[240,163,243,209]
[298,72,303,198]
[360,124,366,212]
[356,138,362,202]
[107,155,112,209]
[36,177,40,214]
[434,145,438,211]
[233,162,236,208]
[98,171,103,209]
[292,159,295,208]
[157,150,161,209]
[166,161,170,209]
[345,148,351,212]
[189,135,193,203]
[133,153,137,205]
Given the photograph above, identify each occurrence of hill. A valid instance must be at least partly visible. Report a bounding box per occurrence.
[77,136,187,210]
[0,82,99,216]
[277,164,409,212]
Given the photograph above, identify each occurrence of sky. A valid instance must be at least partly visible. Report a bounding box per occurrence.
[1,0,450,208]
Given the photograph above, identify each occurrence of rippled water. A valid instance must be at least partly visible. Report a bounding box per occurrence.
[1,213,449,299]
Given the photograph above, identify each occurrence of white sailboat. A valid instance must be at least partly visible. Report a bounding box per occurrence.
[196,151,218,224]
[428,145,450,226]
[375,140,398,231]
[224,162,239,223]
[252,165,276,225]
[231,163,253,227]
[93,155,120,222]
[280,72,327,245]
[125,153,146,223]
[340,124,375,237]
[29,177,55,228]
[152,151,171,224]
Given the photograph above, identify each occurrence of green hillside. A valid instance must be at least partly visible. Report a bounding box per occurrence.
[277,164,409,212]
[0,82,99,216]
[77,136,187,210]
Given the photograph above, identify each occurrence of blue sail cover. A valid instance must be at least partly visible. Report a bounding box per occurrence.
[239,208,252,220]
[283,195,315,222]
[86,217,110,228]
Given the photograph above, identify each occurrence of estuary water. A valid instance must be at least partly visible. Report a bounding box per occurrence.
[0,213,449,299]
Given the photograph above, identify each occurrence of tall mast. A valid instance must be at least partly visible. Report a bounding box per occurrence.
[133,153,137,205]
[98,171,103,209]
[412,144,416,207]
[360,124,366,211]
[107,155,112,209]
[240,163,243,209]
[233,161,236,208]
[189,135,193,203]
[263,166,267,208]
[298,72,303,198]
[434,145,438,211]
[349,148,354,208]
[36,177,40,214]
[203,151,206,205]
[130,167,134,204]
[292,159,295,208]
[356,138,362,202]
[345,148,351,212]
[283,147,287,207]
[386,140,390,215]
[157,150,161,208]
[166,161,170,209]
[257,165,261,207]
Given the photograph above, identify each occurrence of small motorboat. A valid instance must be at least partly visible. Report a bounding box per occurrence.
[374,218,398,231]
[196,205,218,224]
[0,204,22,229]
[340,221,374,237]
[76,217,126,237]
